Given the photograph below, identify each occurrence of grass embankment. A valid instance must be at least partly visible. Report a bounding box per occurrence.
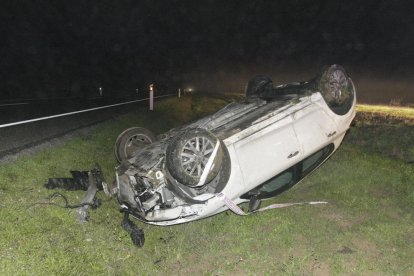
[0,95,413,275]
[357,104,414,120]
[350,104,414,163]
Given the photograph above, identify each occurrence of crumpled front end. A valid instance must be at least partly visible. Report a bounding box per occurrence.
[114,138,219,223]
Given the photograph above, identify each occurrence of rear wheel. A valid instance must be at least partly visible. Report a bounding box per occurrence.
[245,75,273,99]
[115,127,156,162]
[317,65,355,115]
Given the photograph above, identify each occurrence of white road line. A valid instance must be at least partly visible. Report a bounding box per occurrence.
[0,102,29,107]
[0,94,174,128]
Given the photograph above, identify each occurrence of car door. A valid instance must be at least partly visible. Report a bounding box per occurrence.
[240,143,334,200]
[234,115,301,189]
[292,104,337,156]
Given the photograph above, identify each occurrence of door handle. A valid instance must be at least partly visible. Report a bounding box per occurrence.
[327,131,336,137]
[288,151,299,159]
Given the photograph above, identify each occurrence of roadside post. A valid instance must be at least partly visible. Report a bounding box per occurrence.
[178,88,181,98]
[149,84,154,111]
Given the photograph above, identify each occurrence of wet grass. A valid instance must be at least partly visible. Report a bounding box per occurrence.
[0,95,413,275]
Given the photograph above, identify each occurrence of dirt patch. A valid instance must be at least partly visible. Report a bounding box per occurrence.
[257,218,280,234]
[368,187,393,199]
[320,209,369,229]
[384,210,402,220]
[311,261,331,276]
[320,211,353,228]
[352,238,379,256]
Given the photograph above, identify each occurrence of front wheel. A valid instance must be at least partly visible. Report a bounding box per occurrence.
[115,127,156,162]
[166,129,224,187]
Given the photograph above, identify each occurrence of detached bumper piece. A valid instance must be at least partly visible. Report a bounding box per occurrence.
[44,164,146,246]
[44,164,105,223]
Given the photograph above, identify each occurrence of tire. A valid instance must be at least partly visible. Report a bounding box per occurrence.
[166,129,224,187]
[317,65,355,115]
[245,75,273,99]
[115,127,156,162]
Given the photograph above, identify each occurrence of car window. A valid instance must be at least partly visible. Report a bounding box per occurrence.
[301,144,334,176]
[259,171,293,193]
[240,168,296,199]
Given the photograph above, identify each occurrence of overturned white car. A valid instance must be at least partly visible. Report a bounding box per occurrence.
[113,65,356,246]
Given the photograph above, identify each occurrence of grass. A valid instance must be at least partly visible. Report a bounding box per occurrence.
[350,104,414,163]
[357,104,414,120]
[0,95,413,275]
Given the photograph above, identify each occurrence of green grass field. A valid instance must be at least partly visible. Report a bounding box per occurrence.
[0,95,413,275]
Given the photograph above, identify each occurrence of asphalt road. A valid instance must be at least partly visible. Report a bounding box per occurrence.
[0,96,145,125]
[0,95,172,157]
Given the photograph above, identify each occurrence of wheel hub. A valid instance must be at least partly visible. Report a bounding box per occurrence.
[180,136,214,177]
[329,70,347,101]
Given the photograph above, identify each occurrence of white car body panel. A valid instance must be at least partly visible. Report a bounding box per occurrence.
[234,116,300,188]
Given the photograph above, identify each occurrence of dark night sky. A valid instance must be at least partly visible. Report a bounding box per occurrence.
[1,0,413,101]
